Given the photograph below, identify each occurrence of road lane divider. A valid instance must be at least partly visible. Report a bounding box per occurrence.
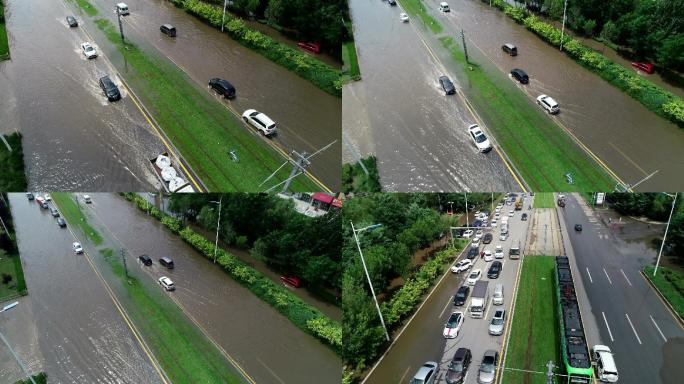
[620,269,633,287]
[603,268,613,285]
[601,311,614,342]
[649,315,667,342]
[586,267,593,283]
[625,313,642,344]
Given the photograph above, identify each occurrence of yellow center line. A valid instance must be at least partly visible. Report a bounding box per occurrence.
[54,198,171,384]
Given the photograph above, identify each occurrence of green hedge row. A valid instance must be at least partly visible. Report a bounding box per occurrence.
[167,0,341,97]
[381,243,465,328]
[644,265,684,319]
[121,193,342,353]
[489,0,684,127]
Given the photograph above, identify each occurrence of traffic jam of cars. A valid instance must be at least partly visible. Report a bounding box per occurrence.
[65,3,279,138]
[412,193,530,384]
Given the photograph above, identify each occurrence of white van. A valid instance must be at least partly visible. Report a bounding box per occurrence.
[492,284,504,305]
[592,345,618,382]
[439,2,450,12]
[116,3,129,15]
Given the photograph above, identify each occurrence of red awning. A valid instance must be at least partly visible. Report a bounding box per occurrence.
[312,192,335,204]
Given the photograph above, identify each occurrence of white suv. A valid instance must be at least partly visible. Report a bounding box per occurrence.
[242,109,277,136]
[537,94,560,114]
[158,276,175,291]
[81,42,97,59]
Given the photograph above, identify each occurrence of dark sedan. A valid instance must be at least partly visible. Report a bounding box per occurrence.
[482,233,493,244]
[209,78,236,99]
[439,75,456,95]
[66,15,78,27]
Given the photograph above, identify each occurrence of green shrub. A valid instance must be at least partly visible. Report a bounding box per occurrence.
[168,0,341,97]
[122,193,343,352]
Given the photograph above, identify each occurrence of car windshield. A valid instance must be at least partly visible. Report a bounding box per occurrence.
[409,379,425,384]
[469,272,478,278]
[448,314,460,326]
[474,133,487,143]
[481,360,495,373]
[449,361,463,372]
[492,318,503,325]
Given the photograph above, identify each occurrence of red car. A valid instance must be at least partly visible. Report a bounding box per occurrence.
[280,276,302,288]
[631,62,654,74]
[297,42,321,54]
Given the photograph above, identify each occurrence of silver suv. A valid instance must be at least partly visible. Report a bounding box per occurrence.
[410,361,438,384]
[488,309,506,336]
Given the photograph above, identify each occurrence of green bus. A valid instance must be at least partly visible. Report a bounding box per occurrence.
[555,257,594,383]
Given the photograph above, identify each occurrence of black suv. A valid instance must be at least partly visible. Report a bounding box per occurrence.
[99,75,121,101]
[467,247,479,260]
[453,285,470,306]
[138,254,153,266]
[488,261,502,279]
[66,15,78,27]
[446,347,472,384]
[56,217,67,228]
[439,76,456,95]
[209,78,236,99]
[510,68,529,84]
[483,233,493,244]
[575,224,583,232]
[521,213,528,221]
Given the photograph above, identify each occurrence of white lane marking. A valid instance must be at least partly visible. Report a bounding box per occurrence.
[625,313,642,344]
[620,269,633,286]
[399,366,410,384]
[650,315,667,342]
[603,268,613,285]
[439,297,452,318]
[602,311,614,342]
[586,267,593,283]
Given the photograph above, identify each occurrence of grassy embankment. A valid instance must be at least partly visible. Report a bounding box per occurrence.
[503,256,561,384]
[14,373,48,384]
[0,134,27,192]
[342,155,381,192]
[52,193,246,384]
[0,195,27,302]
[0,0,9,60]
[533,193,556,209]
[342,40,361,82]
[644,265,684,319]
[68,0,320,192]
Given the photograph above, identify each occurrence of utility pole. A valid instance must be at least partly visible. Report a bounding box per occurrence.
[210,196,223,264]
[351,221,390,341]
[559,0,568,51]
[546,361,555,384]
[282,150,311,193]
[116,7,125,42]
[464,192,469,228]
[461,29,469,63]
[221,0,228,32]
[654,193,677,277]
[121,248,128,278]
[0,330,37,384]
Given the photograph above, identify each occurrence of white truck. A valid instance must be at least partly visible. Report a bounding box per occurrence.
[469,280,489,319]
[500,216,509,234]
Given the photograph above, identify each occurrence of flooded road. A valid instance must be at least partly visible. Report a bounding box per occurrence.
[87,0,341,190]
[2,193,163,383]
[426,0,684,190]
[0,0,169,191]
[345,0,519,191]
[82,193,341,384]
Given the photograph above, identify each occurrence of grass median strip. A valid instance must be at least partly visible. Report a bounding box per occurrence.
[342,40,361,82]
[0,1,9,61]
[439,36,615,191]
[0,133,27,191]
[533,193,556,209]
[504,256,560,384]
[54,193,246,383]
[644,265,684,319]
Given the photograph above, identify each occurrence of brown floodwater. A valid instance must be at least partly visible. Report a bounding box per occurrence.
[344,0,519,191]
[4,193,163,383]
[0,0,168,191]
[83,193,342,384]
[433,0,684,190]
[86,0,341,190]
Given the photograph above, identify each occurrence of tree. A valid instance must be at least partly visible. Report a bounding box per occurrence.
[600,20,618,42]
[583,19,597,37]
[656,34,684,70]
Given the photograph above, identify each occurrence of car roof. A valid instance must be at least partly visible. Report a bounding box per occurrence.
[453,347,469,360]
[512,68,527,75]
[504,43,516,49]
[160,256,173,262]
[162,24,175,29]
[415,362,437,379]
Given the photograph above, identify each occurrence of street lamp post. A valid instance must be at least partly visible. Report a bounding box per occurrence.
[464,193,469,228]
[560,0,568,51]
[0,303,38,384]
[221,0,228,32]
[350,221,390,341]
[209,196,223,264]
[654,193,678,277]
